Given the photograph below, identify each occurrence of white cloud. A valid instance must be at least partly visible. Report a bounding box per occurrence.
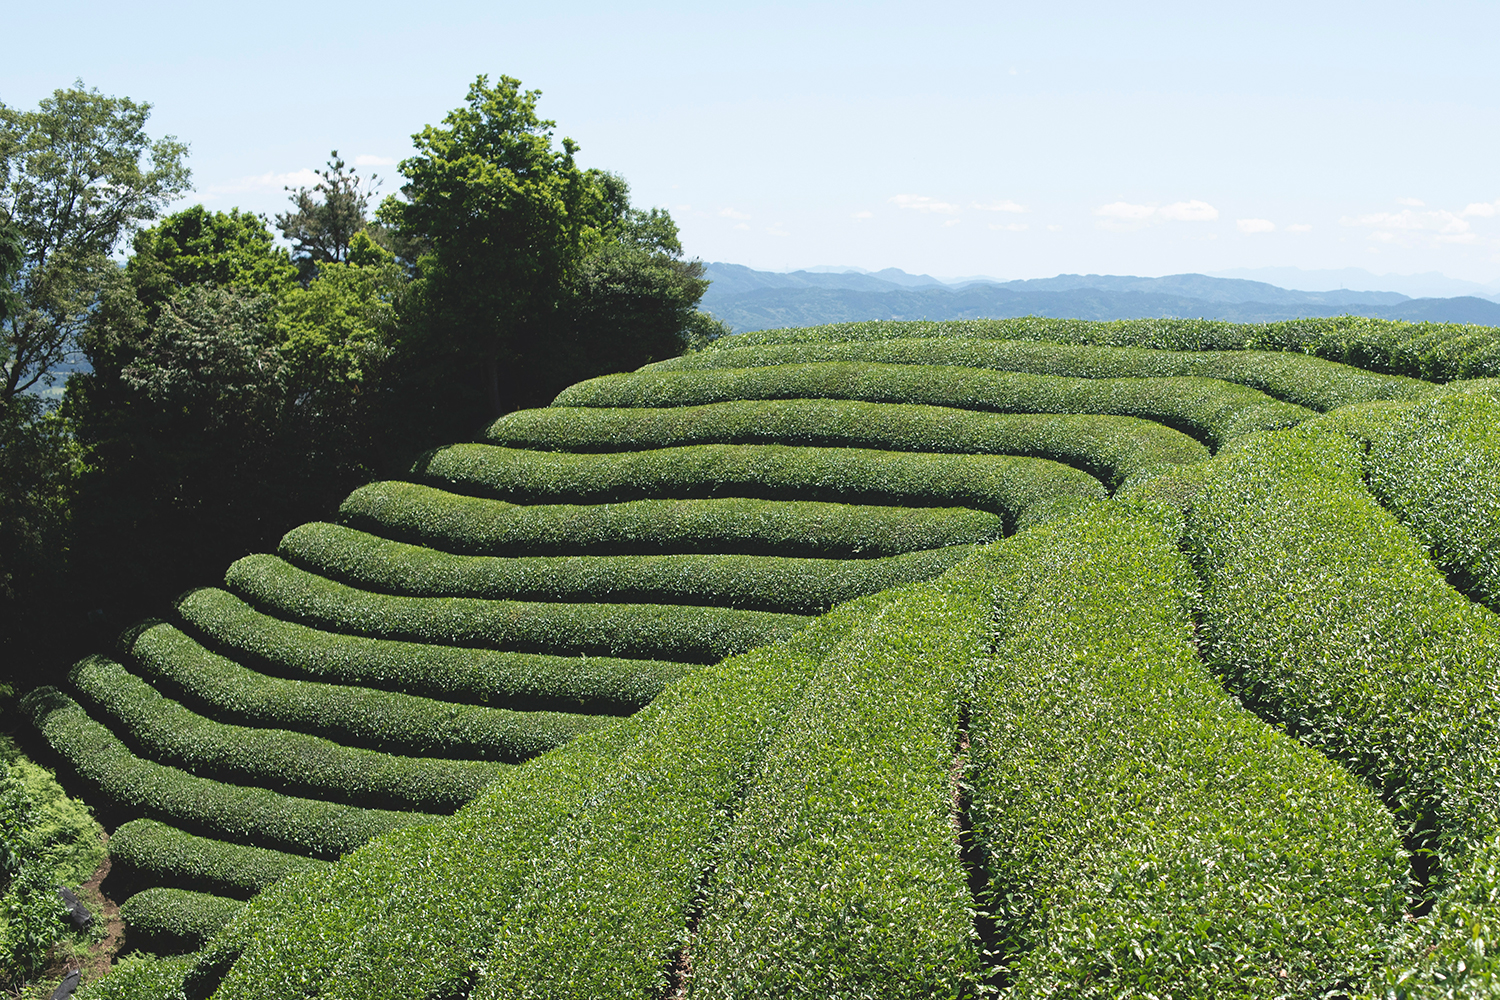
[1237,218,1276,233]
[972,200,1025,213]
[1463,201,1499,218]
[943,218,961,227]
[765,225,789,237]
[672,204,691,213]
[851,210,873,220]
[1158,200,1219,222]
[1046,224,1063,232]
[719,207,751,220]
[890,194,959,214]
[1396,197,1426,207]
[733,223,749,231]
[1287,223,1313,232]
[204,168,320,198]
[989,222,1028,232]
[354,154,396,167]
[1343,207,1476,247]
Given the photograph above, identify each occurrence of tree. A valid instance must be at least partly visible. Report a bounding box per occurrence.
[275,152,385,282]
[0,82,190,403]
[380,75,601,419]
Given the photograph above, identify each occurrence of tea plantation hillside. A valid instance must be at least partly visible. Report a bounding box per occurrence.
[24,315,1500,998]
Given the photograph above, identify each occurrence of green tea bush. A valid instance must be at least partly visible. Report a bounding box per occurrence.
[553,363,1311,449]
[17,688,431,857]
[340,482,1003,558]
[650,336,1433,411]
[108,819,328,899]
[281,521,973,615]
[418,443,1105,529]
[177,587,687,714]
[682,562,991,999]
[69,656,505,811]
[1365,392,1500,611]
[488,400,1207,489]
[185,603,885,1000]
[969,501,1405,996]
[698,317,1500,381]
[121,887,243,954]
[131,621,604,760]
[1166,425,1500,995]
[227,554,812,663]
[74,954,193,1000]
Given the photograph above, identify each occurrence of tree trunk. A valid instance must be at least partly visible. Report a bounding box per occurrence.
[481,351,503,420]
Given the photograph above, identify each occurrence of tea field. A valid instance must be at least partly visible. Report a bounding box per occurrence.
[25,315,1500,998]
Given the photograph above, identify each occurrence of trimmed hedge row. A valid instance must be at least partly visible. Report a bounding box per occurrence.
[121,887,244,955]
[340,481,1004,558]
[226,554,812,664]
[131,621,605,761]
[74,955,194,1000]
[1366,392,1500,612]
[697,316,1500,381]
[680,560,992,998]
[650,337,1434,411]
[1154,424,1500,995]
[552,363,1311,449]
[68,655,505,812]
[108,819,328,900]
[186,597,891,1000]
[17,688,431,858]
[969,500,1404,996]
[281,521,974,615]
[176,587,687,714]
[418,442,1106,529]
[487,400,1208,489]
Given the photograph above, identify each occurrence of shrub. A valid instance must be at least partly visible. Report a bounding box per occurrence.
[68,656,506,811]
[488,399,1207,489]
[1365,392,1500,612]
[107,818,328,900]
[647,336,1434,411]
[121,887,243,955]
[74,954,194,1000]
[340,480,1004,558]
[18,688,430,857]
[969,501,1405,996]
[418,442,1106,530]
[280,521,974,615]
[552,362,1311,449]
[131,621,606,761]
[226,554,812,664]
[185,602,888,1000]
[681,561,992,999]
[176,586,686,714]
[1154,424,1500,995]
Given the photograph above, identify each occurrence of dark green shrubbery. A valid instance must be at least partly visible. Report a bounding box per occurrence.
[554,362,1311,449]
[131,621,605,760]
[177,587,687,714]
[489,399,1206,489]
[121,887,243,955]
[651,335,1434,411]
[69,656,505,811]
[281,521,972,615]
[341,481,1002,558]
[108,818,327,899]
[227,554,811,663]
[18,688,432,856]
[419,442,1105,529]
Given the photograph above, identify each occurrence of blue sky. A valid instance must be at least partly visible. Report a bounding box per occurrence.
[6,1,1499,285]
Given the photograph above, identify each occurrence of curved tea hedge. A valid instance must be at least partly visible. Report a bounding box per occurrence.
[553,362,1311,449]
[646,336,1435,411]
[488,401,1206,488]
[38,315,1500,996]
[280,521,973,614]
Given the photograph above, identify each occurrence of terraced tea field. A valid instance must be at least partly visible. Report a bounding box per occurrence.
[27,316,1500,998]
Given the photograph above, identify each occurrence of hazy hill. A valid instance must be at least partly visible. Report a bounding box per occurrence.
[700,264,1500,332]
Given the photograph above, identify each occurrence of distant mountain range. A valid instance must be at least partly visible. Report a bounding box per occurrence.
[700,264,1500,333]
